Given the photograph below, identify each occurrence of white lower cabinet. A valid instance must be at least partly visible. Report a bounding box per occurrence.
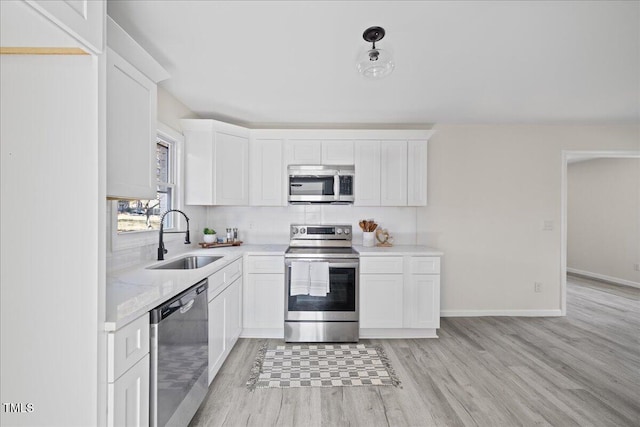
[360,255,441,335]
[208,258,243,383]
[225,279,242,349]
[108,354,150,427]
[244,274,285,329]
[107,314,150,427]
[360,274,404,328]
[208,292,226,382]
[244,255,284,334]
[412,275,441,328]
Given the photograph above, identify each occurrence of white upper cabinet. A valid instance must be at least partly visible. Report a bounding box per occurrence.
[0,0,104,54]
[407,140,428,206]
[106,17,169,200]
[25,0,105,53]
[285,139,354,166]
[354,141,381,206]
[380,140,408,206]
[106,48,157,200]
[322,140,354,164]
[182,119,250,206]
[249,137,283,206]
[285,140,322,165]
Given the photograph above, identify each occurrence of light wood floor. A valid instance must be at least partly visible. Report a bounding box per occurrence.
[191,276,640,426]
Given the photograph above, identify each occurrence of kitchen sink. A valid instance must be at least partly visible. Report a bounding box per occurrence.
[148,255,223,270]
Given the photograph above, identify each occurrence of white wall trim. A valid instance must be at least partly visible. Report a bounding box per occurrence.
[567,268,640,289]
[560,150,640,316]
[441,309,562,317]
[359,328,438,339]
[240,328,284,339]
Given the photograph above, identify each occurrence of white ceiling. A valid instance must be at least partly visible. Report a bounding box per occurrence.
[107,1,639,127]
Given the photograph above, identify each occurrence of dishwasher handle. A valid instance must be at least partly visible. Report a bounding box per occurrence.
[150,279,208,324]
[179,298,195,314]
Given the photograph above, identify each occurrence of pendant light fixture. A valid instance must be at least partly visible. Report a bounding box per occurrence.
[357,26,395,79]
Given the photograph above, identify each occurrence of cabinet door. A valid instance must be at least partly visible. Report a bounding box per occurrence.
[407,140,428,206]
[215,131,249,205]
[244,274,284,329]
[184,129,214,205]
[354,141,381,206]
[224,278,242,350]
[208,295,225,383]
[250,138,283,206]
[108,354,149,427]
[380,141,407,206]
[360,275,403,328]
[413,275,440,329]
[322,140,354,164]
[286,140,322,165]
[27,0,104,53]
[107,48,157,200]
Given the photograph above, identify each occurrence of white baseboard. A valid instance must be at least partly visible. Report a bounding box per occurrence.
[567,268,640,289]
[240,328,284,339]
[441,309,562,317]
[359,328,438,339]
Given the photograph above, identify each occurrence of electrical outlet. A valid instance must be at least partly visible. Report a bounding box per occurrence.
[542,220,554,231]
[534,282,542,293]
[634,263,640,272]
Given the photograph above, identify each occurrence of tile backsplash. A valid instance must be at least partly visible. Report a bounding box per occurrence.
[107,204,421,273]
[206,205,419,245]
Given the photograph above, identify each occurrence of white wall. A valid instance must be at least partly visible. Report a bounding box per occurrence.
[567,158,640,287]
[418,124,640,315]
[107,87,206,272]
[205,205,419,245]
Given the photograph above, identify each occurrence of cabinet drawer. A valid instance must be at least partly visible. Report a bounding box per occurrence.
[208,268,226,300]
[360,256,403,274]
[410,257,440,274]
[223,258,243,284]
[108,314,149,382]
[247,256,284,274]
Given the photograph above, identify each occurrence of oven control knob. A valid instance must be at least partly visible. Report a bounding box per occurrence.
[344,228,350,235]
[300,227,306,234]
[336,228,343,235]
[292,227,299,234]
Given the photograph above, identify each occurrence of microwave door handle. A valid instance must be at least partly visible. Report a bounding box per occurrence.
[334,174,339,200]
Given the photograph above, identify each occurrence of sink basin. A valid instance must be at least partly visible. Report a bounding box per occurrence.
[149,255,223,270]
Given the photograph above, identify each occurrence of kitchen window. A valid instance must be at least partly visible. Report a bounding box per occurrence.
[116,138,175,233]
[111,124,184,251]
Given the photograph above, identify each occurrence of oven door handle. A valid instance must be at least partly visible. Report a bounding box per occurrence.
[285,259,359,269]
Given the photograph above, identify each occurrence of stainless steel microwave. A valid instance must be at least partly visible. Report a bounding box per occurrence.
[288,165,355,204]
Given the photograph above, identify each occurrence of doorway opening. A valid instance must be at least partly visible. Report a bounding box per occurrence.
[560,150,640,315]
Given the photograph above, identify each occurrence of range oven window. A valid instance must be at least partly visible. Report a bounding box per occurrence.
[288,267,356,311]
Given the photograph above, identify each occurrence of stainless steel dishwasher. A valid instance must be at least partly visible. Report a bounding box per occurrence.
[150,279,208,427]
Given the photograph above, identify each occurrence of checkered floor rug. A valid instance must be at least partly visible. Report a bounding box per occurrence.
[246,343,401,390]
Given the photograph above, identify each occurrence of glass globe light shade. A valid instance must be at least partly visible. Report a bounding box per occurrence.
[356,47,395,79]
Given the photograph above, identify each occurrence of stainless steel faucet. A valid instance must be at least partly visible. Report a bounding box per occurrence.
[157,209,191,260]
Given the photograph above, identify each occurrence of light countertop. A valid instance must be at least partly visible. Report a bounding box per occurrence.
[106,244,287,331]
[106,243,441,332]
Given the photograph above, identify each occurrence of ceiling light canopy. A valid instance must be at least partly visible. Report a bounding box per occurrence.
[357,26,395,79]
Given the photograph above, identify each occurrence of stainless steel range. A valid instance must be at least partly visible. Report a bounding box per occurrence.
[284,224,359,342]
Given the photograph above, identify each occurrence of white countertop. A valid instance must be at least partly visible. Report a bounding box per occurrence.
[106,243,441,332]
[355,245,444,256]
[105,244,287,331]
